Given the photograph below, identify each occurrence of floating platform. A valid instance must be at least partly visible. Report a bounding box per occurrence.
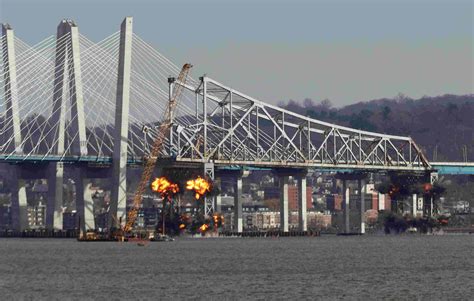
[336,232,363,236]
[219,230,320,237]
[0,229,77,238]
[440,227,474,234]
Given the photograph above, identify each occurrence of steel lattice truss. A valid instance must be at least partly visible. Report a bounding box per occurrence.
[0,24,431,171]
[172,77,431,171]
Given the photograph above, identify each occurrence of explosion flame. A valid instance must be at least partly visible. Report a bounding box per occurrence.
[212,213,223,226]
[199,224,209,233]
[150,177,179,196]
[423,183,433,192]
[186,176,211,199]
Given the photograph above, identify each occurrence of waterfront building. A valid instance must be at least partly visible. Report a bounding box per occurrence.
[326,194,343,211]
[27,202,46,228]
[264,185,313,210]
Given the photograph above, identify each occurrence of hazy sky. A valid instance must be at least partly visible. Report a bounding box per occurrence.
[1,0,472,106]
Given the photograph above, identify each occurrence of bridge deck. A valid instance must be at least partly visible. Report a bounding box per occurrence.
[431,162,474,175]
[1,156,471,174]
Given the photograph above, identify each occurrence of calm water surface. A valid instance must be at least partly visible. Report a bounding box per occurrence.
[0,235,473,300]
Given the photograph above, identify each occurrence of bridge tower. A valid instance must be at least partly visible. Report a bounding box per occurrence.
[1,24,27,231]
[109,17,133,230]
[47,19,88,230]
[1,24,22,154]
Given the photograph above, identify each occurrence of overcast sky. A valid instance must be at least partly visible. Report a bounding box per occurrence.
[1,0,472,107]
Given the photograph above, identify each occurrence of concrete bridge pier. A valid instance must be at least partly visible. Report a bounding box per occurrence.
[273,168,309,233]
[47,163,64,230]
[234,170,250,233]
[6,166,28,231]
[73,165,116,232]
[358,178,366,234]
[5,164,66,231]
[216,168,249,233]
[412,194,418,217]
[343,179,350,234]
[296,170,308,232]
[411,193,417,217]
[279,175,289,232]
[336,172,367,234]
[274,169,302,233]
[234,176,243,233]
[73,168,95,232]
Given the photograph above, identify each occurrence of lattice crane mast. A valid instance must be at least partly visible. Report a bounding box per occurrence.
[122,63,193,233]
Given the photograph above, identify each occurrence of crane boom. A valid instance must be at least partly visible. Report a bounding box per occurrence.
[122,63,193,233]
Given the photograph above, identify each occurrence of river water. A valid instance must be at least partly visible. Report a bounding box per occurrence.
[0,235,473,300]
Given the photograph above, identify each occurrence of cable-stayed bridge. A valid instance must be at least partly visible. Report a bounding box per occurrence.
[1,18,471,234]
[0,19,431,170]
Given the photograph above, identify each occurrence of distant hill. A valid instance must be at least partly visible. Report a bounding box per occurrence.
[279,94,474,162]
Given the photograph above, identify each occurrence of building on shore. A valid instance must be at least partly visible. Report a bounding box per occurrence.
[27,202,46,229]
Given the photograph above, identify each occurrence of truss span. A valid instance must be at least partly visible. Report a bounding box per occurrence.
[0,21,431,172]
[171,77,431,171]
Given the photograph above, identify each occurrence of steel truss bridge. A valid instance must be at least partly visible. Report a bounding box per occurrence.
[0,17,471,233]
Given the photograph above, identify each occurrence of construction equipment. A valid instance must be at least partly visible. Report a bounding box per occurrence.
[120,63,193,235]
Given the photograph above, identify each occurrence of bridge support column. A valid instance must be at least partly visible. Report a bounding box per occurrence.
[336,173,367,234]
[412,194,417,217]
[279,175,289,232]
[214,177,222,213]
[216,169,248,233]
[429,172,438,216]
[110,17,133,230]
[1,24,22,153]
[297,172,307,232]
[7,166,27,231]
[47,163,64,230]
[74,169,95,232]
[358,179,365,234]
[234,176,243,233]
[378,192,385,211]
[343,180,350,234]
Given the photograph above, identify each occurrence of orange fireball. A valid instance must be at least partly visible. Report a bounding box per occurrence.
[186,176,211,199]
[199,224,209,232]
[212,213,221,224]
[150,177,179,196]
